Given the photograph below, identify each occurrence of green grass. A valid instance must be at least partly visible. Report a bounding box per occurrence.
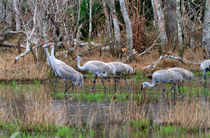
[131,120,150,131]
[54,92,131,102]
[193,71,210,77]
[133,72,148,81]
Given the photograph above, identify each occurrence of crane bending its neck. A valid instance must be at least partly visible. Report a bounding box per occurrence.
[143,81,157,88]
[76,57,86,71]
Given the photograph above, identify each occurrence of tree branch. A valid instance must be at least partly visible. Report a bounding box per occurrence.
[138,36,160,56]
[143,55,200,69]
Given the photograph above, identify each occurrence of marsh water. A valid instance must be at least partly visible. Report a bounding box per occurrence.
[0,76,209,137]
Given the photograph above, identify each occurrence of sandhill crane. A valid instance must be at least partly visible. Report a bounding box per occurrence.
[74,56,114,92]
[200,60,210,81]
[139,70,183,99]
[168,67,194,94]
[107,62,134,91]
[168,67,194,80]
[42,43,58,88]
[48,44,84,93]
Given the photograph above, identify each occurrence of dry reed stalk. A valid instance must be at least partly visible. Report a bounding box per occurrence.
[23,92,67,127]
[158,99,210,130]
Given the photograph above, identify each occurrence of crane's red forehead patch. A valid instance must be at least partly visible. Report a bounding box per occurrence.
[75,56,77,59]
[49,44,52,47]
[41,43,45,45]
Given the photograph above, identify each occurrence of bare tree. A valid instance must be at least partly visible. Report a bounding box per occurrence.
[176,0,184,57]
[119,0,133,61]
[165,0,178,50]
[109,0,121,57]
[13,0,20,31]
[202,0,210,58]
[103,0,113,55]
[89,0,92,40]
[151,0,167,52]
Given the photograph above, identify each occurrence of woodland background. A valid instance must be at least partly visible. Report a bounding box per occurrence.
[0,0,209,80]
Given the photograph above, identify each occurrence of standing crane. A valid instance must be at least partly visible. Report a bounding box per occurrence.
[168,67,194,94]
[74,56,114,92]
[200,60,210,81]
[47,44,84,93]
[42,43,58,89]
[168,67,194,80]
[107,62,134,91]
[139,70,183,99]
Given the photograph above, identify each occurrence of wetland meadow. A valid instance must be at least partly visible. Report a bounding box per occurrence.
[0,72,209,137]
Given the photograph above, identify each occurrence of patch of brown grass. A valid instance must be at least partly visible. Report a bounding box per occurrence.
[0,42,206,80]
[157,99,210,130]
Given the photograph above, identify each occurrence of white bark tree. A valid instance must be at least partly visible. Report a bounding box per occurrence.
[89,0,92,40]
[109,0,121,57]
[176,0,184,56]
[119,0,133,61]
[13,0,20,31]
[103,0,113,54]
[151,0,167,49]
[202,0,210,58]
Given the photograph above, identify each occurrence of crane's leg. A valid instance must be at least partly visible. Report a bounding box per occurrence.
[178,84,181,96]
[65,84,73,93]
[203,71,207,81]
[173,84,176,100]
[120,73,129,91]
[114,76,117,92]
[92,75,98,91]
[100,78,106,92]
[162,84,166,98]
[53,74,58,92]
[70,84,75,92]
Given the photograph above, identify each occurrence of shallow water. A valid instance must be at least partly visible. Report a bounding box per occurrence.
[0,76,209,137]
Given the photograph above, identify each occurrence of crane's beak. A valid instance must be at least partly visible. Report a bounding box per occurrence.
[139,84,143,94]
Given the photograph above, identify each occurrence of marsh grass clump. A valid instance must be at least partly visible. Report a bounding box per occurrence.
[0,90,68,135]
[157,99,210,131]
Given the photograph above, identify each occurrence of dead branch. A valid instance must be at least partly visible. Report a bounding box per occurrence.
[14,44,42,63]
[143,55,201,69]
[15,5,37,63]
[138,36,160,56]
[0,43,21,48]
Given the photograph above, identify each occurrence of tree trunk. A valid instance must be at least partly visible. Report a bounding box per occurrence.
[103,0,114,55]
[109,0,121,57]
[151,0,167,52]
[13,0,20,31]
[202,0,210,58]
[176,0,184,57]
[119,0,133,61]
[88,0,92,40]
[77,0,81,26]
[165,0,178,50]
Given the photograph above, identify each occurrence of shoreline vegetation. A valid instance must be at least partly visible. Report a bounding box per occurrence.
[0,80,209,137]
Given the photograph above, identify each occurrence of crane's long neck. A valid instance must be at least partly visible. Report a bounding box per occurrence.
[144,81,157,88]
[44,48,51,64]
[51,46,55,60]
[76,58,85,71]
